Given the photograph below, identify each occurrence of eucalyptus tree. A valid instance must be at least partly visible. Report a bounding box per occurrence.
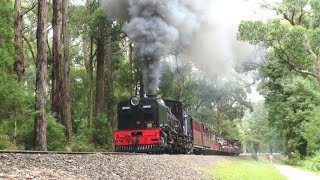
[61,0,72,141]
[34,0,48,151]
[51,0,62,127]
[14,0,24,81]
[238,0,320,157]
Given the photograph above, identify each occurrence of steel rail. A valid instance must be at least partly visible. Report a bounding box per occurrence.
[0,150,144,155]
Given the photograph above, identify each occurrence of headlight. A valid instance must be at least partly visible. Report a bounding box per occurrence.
[147,122,153,128]
[130,96,140,106]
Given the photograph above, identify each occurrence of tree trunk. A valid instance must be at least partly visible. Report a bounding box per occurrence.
[14,0,24,81]
[94,25,105,145]
[61,0,72,141]
[83,33,89,126]
[243,141,247,154]
[86,36,94,128]
[107,35,114,126]
[51,0,62,122]
[84,0,93,128]
[34,0,48,151]
[95,29,105,115]
[13,109,17,145]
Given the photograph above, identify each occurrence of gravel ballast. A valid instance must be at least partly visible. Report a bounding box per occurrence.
[0,153,222,179]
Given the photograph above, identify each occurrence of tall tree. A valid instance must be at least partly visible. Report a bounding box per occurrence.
[85,35,94,128]
[34,0,48,151]
[61,0,72,141]
[238,0,320,157]
[84,0,94,128]
[95,23,105,115]
[93,14,107,145]
[51,0,62,122]
[106,35,114,126]
[14,0,24,81]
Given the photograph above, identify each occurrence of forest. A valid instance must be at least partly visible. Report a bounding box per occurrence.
[1,0,320,167]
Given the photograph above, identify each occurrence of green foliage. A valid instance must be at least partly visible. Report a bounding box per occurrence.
[0,0,14,69]
[93,114,113,149]
[0,141,13,150]
[0,73,34,150]
[242,101,283,154]
[19,113,66,151]
[301,107,320,154]
[239,0,320,158]
[70,130,96,152]
[46,114,66,151]
[304,151,320,171]
[17,119,33,150]
[70,65,90,133]
[0,0,37,151]
[0,135,14,150]
[0,74,29,119]
[288,150,302,165]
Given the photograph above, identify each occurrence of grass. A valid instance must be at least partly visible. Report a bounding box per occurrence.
[203,157,288,180]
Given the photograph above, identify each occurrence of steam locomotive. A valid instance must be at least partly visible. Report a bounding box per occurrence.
[112,96,241,155]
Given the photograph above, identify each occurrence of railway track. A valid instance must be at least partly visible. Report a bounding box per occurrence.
[0,150,143,155]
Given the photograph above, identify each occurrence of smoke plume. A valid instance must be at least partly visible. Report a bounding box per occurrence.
[101,0,261,94]
[101,0,208,95]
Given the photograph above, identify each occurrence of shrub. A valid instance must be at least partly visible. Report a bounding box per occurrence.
[70,131,96,152]
[304,151,320,172]
[288,150,301,165]
[93,114,113,150]
[0,135,14,150]
[0,120,16,150]
[46,113,66,151]
[18,113,65,150]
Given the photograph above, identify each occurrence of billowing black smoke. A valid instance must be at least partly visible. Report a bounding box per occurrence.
[101,0,258,94]
[101,0,207,95]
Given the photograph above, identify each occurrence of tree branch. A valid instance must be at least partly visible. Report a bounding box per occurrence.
[47,38,52,58]
[21,3,37,17]
[298,7,304,25]
[291,10,296,25]
[23,35,36,64]
[271,42,319,80]
[283,11,295,26]
[261,0,277,11]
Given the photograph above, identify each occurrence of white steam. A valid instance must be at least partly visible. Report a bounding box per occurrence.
[101,0,264,94]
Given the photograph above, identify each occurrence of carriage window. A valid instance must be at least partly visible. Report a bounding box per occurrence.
[212,133,216,140]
